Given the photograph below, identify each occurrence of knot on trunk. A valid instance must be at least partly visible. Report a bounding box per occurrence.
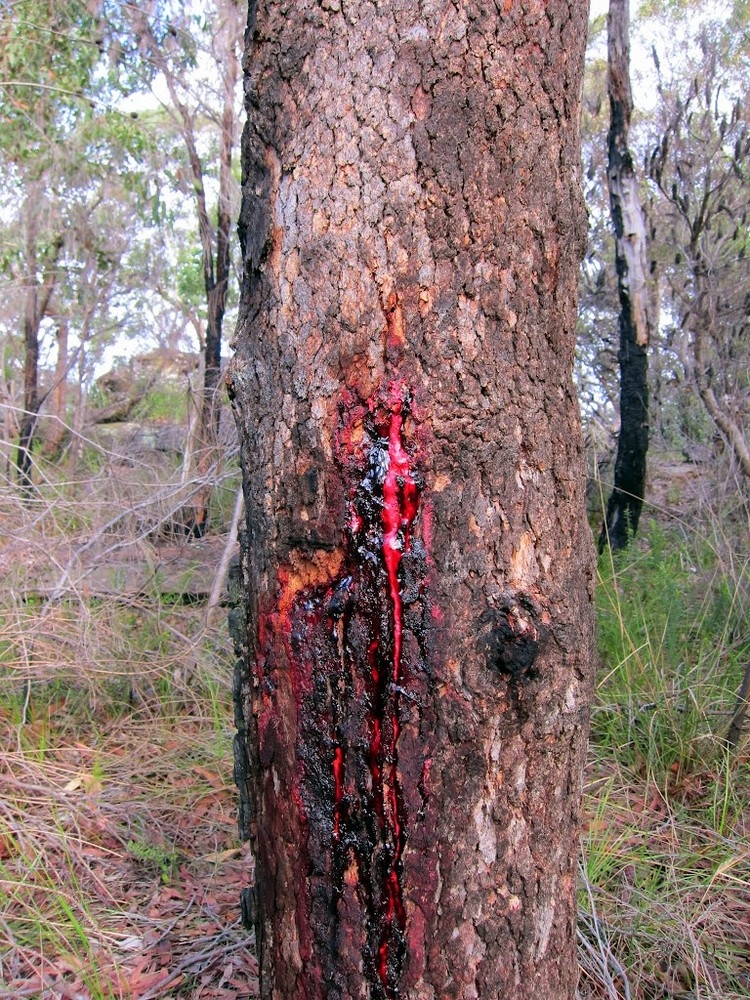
[478,596,546,682]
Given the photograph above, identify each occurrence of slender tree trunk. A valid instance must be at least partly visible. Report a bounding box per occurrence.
[693,318,750,479]
[203,4,239,442]
[18,298,41,489]
[229,3,595,998]
[190,28,240,534]
[599,0,652,552]
[182,354,205,487]
[131,1,242,536]
[1,339,16,480]
[16,198,62,489]
[43,315,70,458]
[67,337,88,483]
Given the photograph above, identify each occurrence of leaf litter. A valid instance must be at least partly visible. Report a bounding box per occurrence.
[0,701,259,999]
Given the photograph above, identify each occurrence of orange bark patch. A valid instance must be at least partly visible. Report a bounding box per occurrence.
[277,549,344,615]
[384,291,406,349]
[411,86,430,121]
[509,530,537,588]
[268,224,283,274]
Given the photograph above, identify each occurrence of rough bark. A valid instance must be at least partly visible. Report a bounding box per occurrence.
[229,2,595,998]
[599,0,651,552]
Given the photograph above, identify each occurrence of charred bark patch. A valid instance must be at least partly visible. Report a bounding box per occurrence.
[600,0,652,553]
[478,597,547,682]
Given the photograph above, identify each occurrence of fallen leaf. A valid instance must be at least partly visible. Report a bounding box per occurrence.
[63,772,102,794]
[192,765,227,789]
[118,935,143,952]
[200,847,243,863]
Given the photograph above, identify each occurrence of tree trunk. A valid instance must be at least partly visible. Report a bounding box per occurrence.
[44,315,70,458]
[599,0,652,552]
[190,12,241,535]
[16,200,62,489]
[693,318,750,480]
[229,3,595,998]
[132,0,242,536]
[17,297,42,489]
[67,333,89,483]
[202,5,239,444]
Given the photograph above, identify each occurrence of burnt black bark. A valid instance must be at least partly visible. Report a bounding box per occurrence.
[600,331,649,552]
[599,0,651,553]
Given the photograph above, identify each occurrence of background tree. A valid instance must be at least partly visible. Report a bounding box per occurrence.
[0,0,150,486]
[599,0,654,551]
[229,2,595,998]
[0,1,97,486]
[576,18,623,512]
[123,0,244,535]
[647,18,750,479]
[577,40,621,432]
[1,1,244,518]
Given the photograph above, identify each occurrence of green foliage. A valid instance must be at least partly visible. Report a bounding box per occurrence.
[0,1,101,156]
[126,837,179,885]
[135,382,188,422]
[729,0,750,29]
[594,524,748,782]
[0,1,152,180]
[639,0,705,17]
[176,243,207,307]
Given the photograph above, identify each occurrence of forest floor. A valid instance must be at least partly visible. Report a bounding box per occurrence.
[0,449,748,998]
[0,606,259,1000]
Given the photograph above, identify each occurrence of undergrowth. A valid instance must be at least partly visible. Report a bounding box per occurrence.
[0,379,259,997]
[580,512,750,1000]
[594,523,748,783]
[0,600,258,999]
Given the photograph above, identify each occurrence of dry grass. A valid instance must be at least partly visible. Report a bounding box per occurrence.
[0,602,258,1000]
[0,599,260,999]
[579,753,750,1000]
[0,419,256,999]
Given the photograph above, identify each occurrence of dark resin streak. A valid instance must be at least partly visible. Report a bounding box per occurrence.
[277,385,425,999]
